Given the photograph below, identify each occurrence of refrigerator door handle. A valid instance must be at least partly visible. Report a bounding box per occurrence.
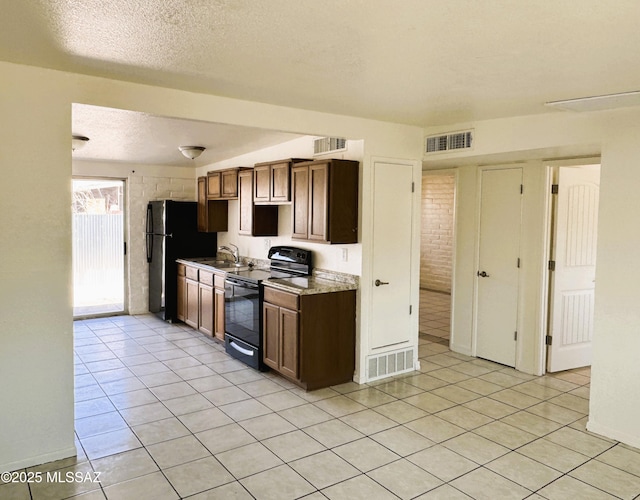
[146,232,153,263]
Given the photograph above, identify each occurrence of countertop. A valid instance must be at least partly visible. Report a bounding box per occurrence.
[178,258,359,295]
[264,275,358,295]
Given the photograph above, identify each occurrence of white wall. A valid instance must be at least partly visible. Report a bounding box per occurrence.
[199,136,364,275]
[0,60,423,471]
[73,161,197,314]
[588,111,640,448]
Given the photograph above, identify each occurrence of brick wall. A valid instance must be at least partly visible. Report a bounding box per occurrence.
[420,172,455,293]
[128,175,196,314]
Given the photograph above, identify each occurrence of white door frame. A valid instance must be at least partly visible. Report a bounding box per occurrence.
[421,167,459,350]
[539,157,601,373]
[472,165,524,366]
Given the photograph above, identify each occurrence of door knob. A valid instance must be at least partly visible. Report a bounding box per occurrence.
[375,279,389,287]
[477,271,490,278]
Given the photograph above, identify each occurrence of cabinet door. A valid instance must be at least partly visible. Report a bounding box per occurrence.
[279,307,299,380]
[197,177,207,232]
[263,302,280,370]
[291,165,309,239]
[271,162,291,202]
[254,165,271,203]
[198,284,214,336]
[214,287,225,341]
[177,275,186,322]
[308,163,329,241]
[207,172,221,199]
[221,170,238,198]
[185,279,199,329]
[238,170,253,235]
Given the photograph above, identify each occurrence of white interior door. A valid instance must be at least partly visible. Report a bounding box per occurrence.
[476,168,522,367]
[370,161,414,349]
[547,165,600,372]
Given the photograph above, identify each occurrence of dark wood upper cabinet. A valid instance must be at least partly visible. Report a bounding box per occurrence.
[238,169,278,236]
[253,159,308,205]
[207,168,238,200]
[198,176,228,233]
[291,159,359,244]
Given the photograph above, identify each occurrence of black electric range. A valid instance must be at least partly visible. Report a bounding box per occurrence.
[223,246,312,370]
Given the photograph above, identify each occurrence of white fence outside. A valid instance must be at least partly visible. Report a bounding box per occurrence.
[72,213,124,315]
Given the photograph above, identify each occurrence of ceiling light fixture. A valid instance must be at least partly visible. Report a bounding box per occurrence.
[179,146,206,160]
[545,90,640,112]
[72,135,90,151]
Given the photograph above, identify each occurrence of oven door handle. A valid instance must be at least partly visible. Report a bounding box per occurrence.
[228,340,255,357]
[225,278,259,289]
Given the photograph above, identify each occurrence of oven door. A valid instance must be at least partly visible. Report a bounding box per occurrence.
[224,278,263,368]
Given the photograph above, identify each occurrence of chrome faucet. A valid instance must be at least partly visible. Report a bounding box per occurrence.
[218,243,240,264]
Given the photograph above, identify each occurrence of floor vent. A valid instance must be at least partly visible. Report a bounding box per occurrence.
[367,348,415,381]
[313,137,347,155]
[425,129,473,154]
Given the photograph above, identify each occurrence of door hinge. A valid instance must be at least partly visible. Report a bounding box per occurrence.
[548,260,556,271]
[551,184,559,194]
[409,305,412,315]
[124,242,127,255]
[520,184,523,194]
[545,335,553,346]
[514,331,518,341]
[411,182,415,193]
[517,258,521,268]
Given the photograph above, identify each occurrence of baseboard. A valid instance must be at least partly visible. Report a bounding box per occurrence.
[586,419,640,449]
[1,446,77,473]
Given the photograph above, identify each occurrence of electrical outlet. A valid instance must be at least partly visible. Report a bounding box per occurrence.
[264,239,271,251]
[341,248,348,262]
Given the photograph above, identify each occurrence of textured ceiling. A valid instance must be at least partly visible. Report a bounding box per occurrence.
[4,0,640,161]
[72,104,302,166]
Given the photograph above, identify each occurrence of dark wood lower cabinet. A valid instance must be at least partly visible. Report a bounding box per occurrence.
[185,278,199,329]
[263,286,356,390]
[178,263,225,340]
[198,283,214,336]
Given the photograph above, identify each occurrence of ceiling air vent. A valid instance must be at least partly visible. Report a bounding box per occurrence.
[313,137,347,156]
[425,129,473,154]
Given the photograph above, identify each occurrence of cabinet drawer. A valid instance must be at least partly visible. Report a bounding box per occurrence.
[199,270,214,286]
[177,263,186,277]
[185,266,199,281]
[214,274,226,289]
[264,286,299,310]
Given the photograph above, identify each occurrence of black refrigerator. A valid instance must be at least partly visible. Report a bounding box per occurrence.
[146,200,217,322]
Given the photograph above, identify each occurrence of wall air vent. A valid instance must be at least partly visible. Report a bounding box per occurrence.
[425,129,473,154]
[367,348,415,381]
[313,137,347,156]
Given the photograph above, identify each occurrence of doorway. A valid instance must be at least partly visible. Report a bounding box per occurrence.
[546,164,600,372]
[419,170,456,348]
[72,178,126,317]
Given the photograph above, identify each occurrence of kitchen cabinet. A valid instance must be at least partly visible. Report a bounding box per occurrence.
[197,176,228,233]
[198,270,214,336]
[214,274,226,341]
[207,168,239,199]
[177,264,186,321]
[253,159,307,204]
[262,286,356,390]
[291,159,359,244]
[184,266,200,329]
[238,169,278,236]
[178,263,225,340]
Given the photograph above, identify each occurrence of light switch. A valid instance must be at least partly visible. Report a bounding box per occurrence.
[341,248,348,262]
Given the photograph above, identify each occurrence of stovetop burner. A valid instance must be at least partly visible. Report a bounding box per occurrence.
[226,246,313,284]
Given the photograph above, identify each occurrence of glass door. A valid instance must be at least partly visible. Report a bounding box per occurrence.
[72,178,126,317]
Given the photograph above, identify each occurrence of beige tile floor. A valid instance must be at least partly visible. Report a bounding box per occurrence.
[2,305,640,499]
